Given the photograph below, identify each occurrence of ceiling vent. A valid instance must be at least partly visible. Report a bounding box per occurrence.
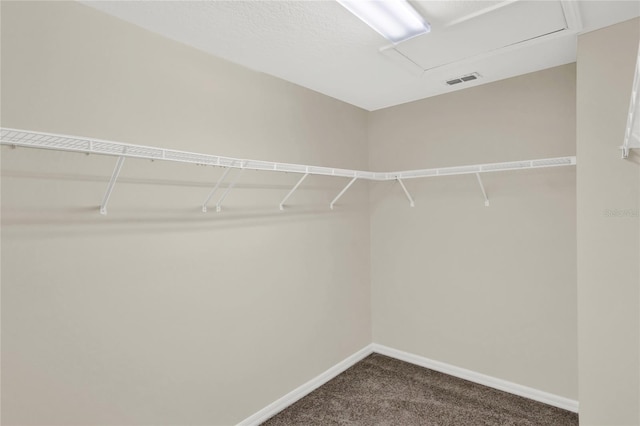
[446,72,481,86]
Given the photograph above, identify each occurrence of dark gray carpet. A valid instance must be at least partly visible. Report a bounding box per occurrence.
[262,353,578,426]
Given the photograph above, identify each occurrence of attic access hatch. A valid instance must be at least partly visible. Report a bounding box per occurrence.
[380,0,581,77]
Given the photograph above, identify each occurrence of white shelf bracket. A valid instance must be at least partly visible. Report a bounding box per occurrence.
[621,44,640,159]
[279,173,309,211]
[202,167,233,212]
[330,176,358,210]
[397,178,415,207]
[215,163,246,213]
[99,156,126,215]
[475,173,490,207]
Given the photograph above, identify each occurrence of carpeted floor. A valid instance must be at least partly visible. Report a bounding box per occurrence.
[261,353,578,426]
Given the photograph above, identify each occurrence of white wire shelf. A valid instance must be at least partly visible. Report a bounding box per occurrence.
[622,44,640,158]
[0,127,576,212]
[384,156,576,180]
[0,127,380,180]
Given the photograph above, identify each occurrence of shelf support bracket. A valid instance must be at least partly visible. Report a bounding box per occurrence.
[99,156,125,215]
[202,167,233,212]
[475,173,490,207]
[621,45,640,159]
[216,163,246,213]
[397,178,415,207]
[330,176,358,210]
[280,173,309,211]
[622,146,630,159]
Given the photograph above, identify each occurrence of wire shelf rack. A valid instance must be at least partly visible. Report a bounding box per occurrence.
[1,127,576,213]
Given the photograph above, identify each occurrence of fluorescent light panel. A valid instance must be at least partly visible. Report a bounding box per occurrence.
[337,0,430,43]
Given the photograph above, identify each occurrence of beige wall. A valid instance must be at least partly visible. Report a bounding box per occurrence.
[368,64,578,399]
[5,2,639,425]
[0,2,371,425]
[577,18,640,426]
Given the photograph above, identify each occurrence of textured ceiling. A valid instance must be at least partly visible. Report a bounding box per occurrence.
[82,1,640,111]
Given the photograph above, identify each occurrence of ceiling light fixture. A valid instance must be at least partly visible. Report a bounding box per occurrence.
[337,0,430,44]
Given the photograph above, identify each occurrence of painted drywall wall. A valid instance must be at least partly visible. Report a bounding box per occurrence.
[0,2,371,425]
[577,18,640,426]
[368,64,578,399]
[11,1,639,425]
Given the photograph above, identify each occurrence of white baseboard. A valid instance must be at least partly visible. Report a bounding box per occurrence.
[237,344,375,426]
[371,343,579,413]
[238,342,578,425]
